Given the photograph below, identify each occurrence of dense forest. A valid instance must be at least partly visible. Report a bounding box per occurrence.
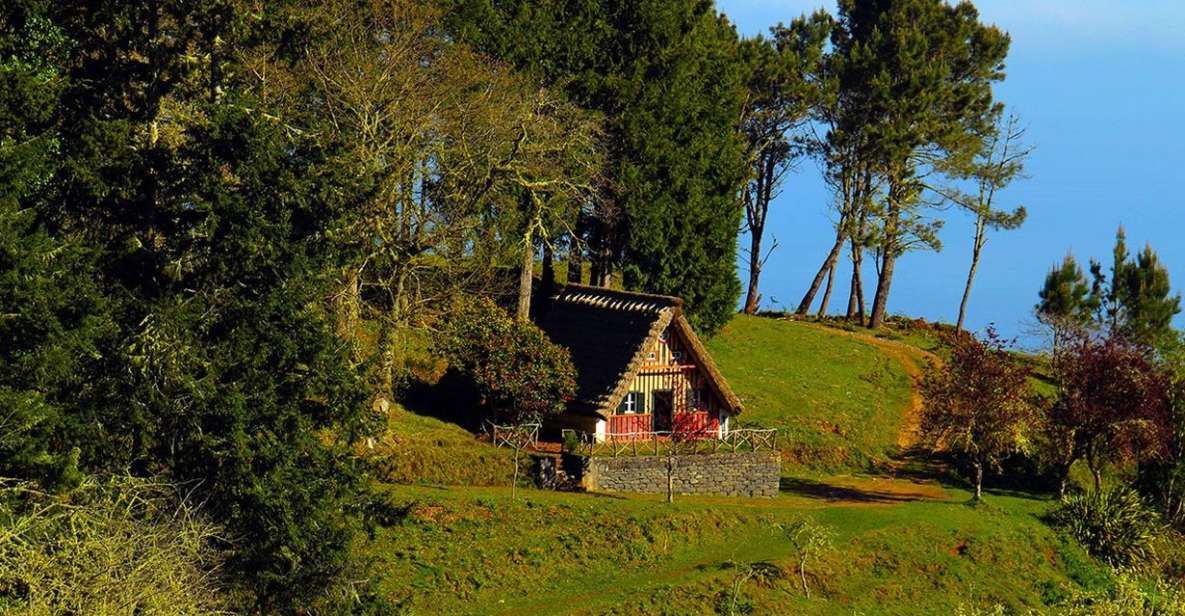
[3,0,1185,614]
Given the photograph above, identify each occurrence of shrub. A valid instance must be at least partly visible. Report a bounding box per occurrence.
[1049,487,1164,568]
[0,476,226,615]
[919,327,1038,500]
[1060,572,1185,615]
[439,296,576,424]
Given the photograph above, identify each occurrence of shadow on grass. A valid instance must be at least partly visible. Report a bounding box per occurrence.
[779,476,941,504]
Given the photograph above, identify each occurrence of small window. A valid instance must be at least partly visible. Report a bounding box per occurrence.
[646,351,656,361]
[671,350,683,362]
[618,391,644,414]
[687,388,707,409]
[659,329,670,342]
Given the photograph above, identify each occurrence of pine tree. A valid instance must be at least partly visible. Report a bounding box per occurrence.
[442,0,749,335]
[829,0,1010,329]
[10,2,382,609]
[1036,254,1096,347]
[1117,243,1181,345]
[0,5,112,487]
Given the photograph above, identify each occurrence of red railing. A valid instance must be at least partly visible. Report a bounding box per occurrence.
[608,414,652,435]
[607,412,717,441]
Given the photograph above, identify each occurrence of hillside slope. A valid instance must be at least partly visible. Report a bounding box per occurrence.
[706,315,918,470]
[358,314,1120,614]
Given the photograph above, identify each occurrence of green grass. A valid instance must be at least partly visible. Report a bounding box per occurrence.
[358,313,1140,614]
[360,483,1111,615]
[361,405,518,487]
[706,315,913,471]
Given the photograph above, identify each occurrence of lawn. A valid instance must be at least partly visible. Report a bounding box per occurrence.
[706,315,915,471]
[361,403,518,487]
[361,481,1109,615]
[360,314,1127,615]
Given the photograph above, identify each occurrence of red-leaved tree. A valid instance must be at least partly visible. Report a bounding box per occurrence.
[919,327,1038,501]
[1050,331,1173,494]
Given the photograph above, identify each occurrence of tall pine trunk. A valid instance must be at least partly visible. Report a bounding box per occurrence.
[744,227,763,314]
[797,227,846,315]
[846,242,866,324]
[956,218,986,331]
[817,260,836,317]
[869,248,897,329]
[868,185,902,329]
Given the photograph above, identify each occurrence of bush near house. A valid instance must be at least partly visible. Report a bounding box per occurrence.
[439,297,577,424]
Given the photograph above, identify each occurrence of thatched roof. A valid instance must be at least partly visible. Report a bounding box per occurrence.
[533,284,743,420]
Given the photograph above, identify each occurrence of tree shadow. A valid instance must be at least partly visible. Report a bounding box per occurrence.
[401,369,487,433]
[779,476,943,504]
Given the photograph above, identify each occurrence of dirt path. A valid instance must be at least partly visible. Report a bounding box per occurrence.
[798,323,940,450]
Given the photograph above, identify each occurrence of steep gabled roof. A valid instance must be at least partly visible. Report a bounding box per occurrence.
[533,284,743,419]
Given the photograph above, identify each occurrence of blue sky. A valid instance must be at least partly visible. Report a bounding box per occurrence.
[715,1,1185,346]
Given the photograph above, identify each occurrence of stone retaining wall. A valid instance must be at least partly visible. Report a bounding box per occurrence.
[581,452,780,498]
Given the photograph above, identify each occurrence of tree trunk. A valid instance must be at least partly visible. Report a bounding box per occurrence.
[956,220,986,332]
[567,235,583,285]
[974,462,983,501]
[743,227,763,314]
[666,457,674,504]
[817,259,837,317]
[868,246,897,329]
[846,239,866,325]
[517,229,533,322]
[797,229,846,315]
[542,241,555,296]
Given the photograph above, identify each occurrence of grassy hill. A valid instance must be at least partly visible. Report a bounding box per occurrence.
[362,404,517,487]
[359,313,1146,614]
[706,315,918,471]
[361,483,1110,615]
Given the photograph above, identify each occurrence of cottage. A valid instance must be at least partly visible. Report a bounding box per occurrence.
[534,284,743,441]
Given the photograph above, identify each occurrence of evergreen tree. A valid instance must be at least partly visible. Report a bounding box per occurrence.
[1036,254,1096,347]
[829,0,1010,329]
[1082,227,1179,346]
[442,0,749,335]
[739,14,830,315]
[0,5,112,487]
[4,2,382,609]
[1117,243,1181,345]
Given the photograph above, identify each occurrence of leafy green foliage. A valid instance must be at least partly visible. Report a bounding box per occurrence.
[0,3,113,490]
[0,2,383,610]
[1114,240,1181,346]
[1047,228,1181,346]
[440,297,576,424]
[1049,487,1164,568]
[443,0,748,335]
[831,0,1011,328]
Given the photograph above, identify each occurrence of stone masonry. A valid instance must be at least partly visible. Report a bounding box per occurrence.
[581,451,780,498]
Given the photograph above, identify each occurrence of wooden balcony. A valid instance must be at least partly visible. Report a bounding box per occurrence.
[607,411,717,440]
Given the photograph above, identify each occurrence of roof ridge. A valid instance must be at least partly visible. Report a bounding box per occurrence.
[555,283,683,309]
